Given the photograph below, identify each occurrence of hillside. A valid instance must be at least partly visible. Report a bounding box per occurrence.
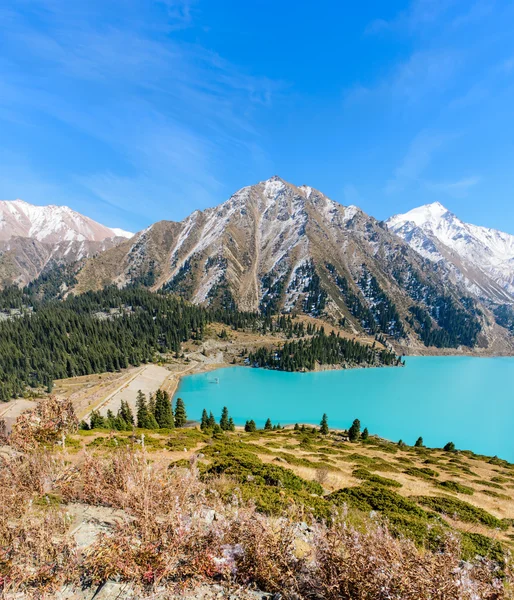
[75,177,513,354]
[0,199,132,287]
[1,395,512,598]
[387,202,514,304]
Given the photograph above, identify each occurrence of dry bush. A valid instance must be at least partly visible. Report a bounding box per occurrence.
[0,438,512,599]
[303,515,508,600]
[75,451,235,586]
[0,452,78,596]
[10,396,78,452]
[315,466,329,486]
[0,419,7,445]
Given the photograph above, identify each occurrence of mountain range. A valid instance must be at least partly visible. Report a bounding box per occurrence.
[0,199,132,287]
[1,178,513,353]
[387,202,514,304]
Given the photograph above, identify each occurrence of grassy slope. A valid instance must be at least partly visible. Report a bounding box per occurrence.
[69,426,514,560]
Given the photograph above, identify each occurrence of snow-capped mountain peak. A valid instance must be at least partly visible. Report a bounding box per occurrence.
[387,203,514,303]
[0,199,132,243]
[387,201,450,230]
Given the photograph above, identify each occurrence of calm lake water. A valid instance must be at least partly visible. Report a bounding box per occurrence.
[174,357,514,462]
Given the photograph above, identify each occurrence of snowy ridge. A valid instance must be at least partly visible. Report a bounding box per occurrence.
[387,203,514,302]
[0,199,132,243]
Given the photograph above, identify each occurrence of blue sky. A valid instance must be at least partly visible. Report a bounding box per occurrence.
[1,0,513,233]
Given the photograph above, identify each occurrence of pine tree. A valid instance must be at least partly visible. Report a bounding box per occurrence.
[148,393,156,417]
[207,411,216,428]
[398,439,405,448]
[415,436,424,448]
[136,390,152,429]
[220,406,230,431]
[294,423,299,431]
[106,409,116,430]
[154,390,174,428]
[201,408,209,430]
[264,418,272,431]
[119,400,134,427]
[361,427,369,440]
[228,417,235,431]
[348,418,361,442]
[320,413,329,435]
[245,419,256,432]
[443,441,456,452]
[174,397,187,428]
[90,410,105,429]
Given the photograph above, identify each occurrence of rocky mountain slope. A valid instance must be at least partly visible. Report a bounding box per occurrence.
[387,202,514,304]
[75,177,513,354]
[0,200,132,287]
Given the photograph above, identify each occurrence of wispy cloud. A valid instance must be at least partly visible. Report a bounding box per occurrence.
[0,0,281,226]
[365,0,455,35]
[386,130,480,199]
[344,49,461,107]
[385,131,452,194]
[426,176,481,197]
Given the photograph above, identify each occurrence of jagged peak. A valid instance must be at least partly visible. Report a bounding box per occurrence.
[387,201,453,229]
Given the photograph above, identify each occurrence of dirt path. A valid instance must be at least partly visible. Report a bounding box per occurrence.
[0,398,37,431]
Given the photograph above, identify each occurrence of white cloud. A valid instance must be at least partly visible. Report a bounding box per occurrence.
[0,0,281,223]
[385,130,454,194]
[426,176,481,197]
[344,49,461,107]
[365,0,455,35]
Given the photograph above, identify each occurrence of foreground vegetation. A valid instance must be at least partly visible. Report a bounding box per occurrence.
[1,396,513,598]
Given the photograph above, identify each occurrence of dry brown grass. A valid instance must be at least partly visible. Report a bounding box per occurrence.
[0,443,511,598]
[1,398,513,598]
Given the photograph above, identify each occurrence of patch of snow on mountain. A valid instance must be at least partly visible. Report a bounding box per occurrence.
[387,202,514,301]
[110,228,133,238]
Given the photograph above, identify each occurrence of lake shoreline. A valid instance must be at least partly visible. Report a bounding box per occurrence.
[173,357,514,463]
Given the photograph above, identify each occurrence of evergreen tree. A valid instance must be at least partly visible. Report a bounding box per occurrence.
[201,408,209,430]
[245,419,256,432]
[174,397,187,428]
[220,406,230,430]
[264,418,272,431]
[136,390,157,429]
[119,400,134,427]
[148,393,156,417]
[398,439,405,448]
[361,427,369,440]
[320,413,329,435]
[106,409,116,430]
[348,418,361,442]
[415,436,424,448]
[443,441,456,452]
[90,410,105,429]
[294,423,299,431]
[154,389,174,428]
[228,417,235,431]
[79,419,90,430]
[207,411,216,428]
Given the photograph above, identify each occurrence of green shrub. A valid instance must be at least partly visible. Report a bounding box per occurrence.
[327,485,446,550]
[416,495,508,530]
[436,480,474,495]
[472,479,504,489]
[404,466,439,480]
[352,468,402,488]
[480,489,511,500]
[460,532,506,566]
[202,441,323,495]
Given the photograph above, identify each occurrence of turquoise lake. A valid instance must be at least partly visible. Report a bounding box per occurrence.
[174,357,514,462]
